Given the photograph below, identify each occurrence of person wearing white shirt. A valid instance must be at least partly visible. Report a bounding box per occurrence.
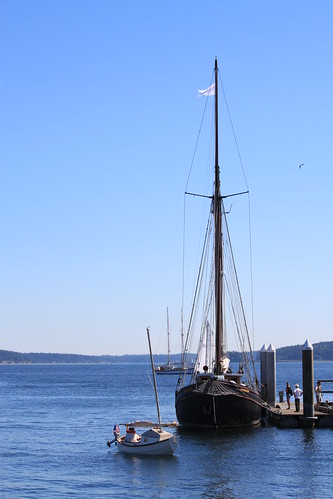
[294,384,303,412]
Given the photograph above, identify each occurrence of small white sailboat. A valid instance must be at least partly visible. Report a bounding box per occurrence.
[155,308,194,375]
[107,328,178,456]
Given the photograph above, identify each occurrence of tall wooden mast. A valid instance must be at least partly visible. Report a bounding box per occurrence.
[214,57,223,374]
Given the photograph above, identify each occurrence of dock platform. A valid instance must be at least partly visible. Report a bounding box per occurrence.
[267,401,333,428]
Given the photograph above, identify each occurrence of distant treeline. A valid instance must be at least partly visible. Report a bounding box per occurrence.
[274,341,333,361]
[0,341,332,364]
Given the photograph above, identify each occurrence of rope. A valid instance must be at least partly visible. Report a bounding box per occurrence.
[218,71,256,352]
[218,72,249,191]
[185,71,214,191]
[222,206,258,385]
[182,72,214,357]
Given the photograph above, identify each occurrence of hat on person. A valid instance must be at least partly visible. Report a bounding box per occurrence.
[295,384,299,388]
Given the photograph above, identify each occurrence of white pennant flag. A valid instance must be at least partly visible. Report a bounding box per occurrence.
[198,83,215,97]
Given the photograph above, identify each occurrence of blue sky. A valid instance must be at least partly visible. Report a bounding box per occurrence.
[1,1,332,355]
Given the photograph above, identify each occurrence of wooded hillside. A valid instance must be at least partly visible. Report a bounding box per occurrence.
[1,341,332,364]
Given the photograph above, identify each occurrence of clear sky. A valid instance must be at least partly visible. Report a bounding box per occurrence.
[1,0,332,356]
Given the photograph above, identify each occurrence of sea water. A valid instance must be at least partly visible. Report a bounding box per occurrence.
[0,362,332,498]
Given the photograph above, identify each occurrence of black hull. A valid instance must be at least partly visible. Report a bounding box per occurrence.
[175,379,263,429]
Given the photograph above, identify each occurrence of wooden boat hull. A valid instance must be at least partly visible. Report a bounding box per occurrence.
[175,379,263,429]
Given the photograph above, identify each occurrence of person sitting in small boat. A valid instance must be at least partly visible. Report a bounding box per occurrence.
[125,427,141,443]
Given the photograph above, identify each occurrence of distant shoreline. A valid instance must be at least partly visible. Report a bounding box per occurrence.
[1,360,332,366]
[1,341,332,364]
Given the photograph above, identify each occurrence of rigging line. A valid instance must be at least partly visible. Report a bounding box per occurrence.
[219,75,256,351]
[225,277,253,384]
[180,216,212,368]
[185,71,214,192]
[225,238,246,340]
[248,194,256,351]
[187,217,212,352]
[181,193,186,354]
[185,91,209,191]
[223,205,258,381]
[225,242,249,356]
[185,194,213,351]
[224,252,245,351]
[218,72,249,191]
[192,254,214,380]
[225,194,255,351]
[218,72,256,348]
[181,71,214,355]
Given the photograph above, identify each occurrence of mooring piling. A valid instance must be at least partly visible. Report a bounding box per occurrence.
[302,339,314,418]
[266,344,276,407]
[260,344,268,401]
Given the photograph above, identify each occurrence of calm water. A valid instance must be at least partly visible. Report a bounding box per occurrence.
[0,362,332,498]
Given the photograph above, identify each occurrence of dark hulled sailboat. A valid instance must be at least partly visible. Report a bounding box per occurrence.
[175,58,263,429]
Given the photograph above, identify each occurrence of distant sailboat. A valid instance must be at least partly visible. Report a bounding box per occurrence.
[175,58,263,429]
[155,308,194,375]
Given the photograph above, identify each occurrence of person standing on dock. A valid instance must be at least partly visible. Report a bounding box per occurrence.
[315,380,322,405]
[294,384,303,412]
[286,382,292,409]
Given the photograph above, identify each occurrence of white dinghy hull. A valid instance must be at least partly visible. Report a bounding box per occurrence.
[116,428,178,456]
[108,330,179,456]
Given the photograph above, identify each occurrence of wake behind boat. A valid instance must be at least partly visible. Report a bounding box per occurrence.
[107,328,178,455]
[175,58,263,429]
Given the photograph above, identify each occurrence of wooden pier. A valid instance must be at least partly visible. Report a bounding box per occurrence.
[260,344,333,429]
[267,401,333,428]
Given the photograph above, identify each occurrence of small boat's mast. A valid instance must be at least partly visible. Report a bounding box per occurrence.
[167,308,170,368]
[214,57,223,375]
[146,327,162,430]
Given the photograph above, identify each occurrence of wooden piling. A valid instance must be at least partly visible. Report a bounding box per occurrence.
[302,339,314,418]
[266,344,276,407]
[260,344,267,401]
